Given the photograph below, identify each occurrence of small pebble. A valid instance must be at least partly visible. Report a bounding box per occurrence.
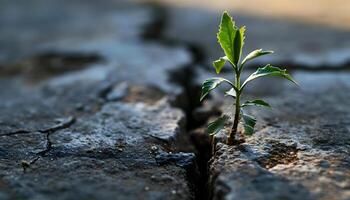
[151,146,158,151]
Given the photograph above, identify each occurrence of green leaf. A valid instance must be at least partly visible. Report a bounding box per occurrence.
[233,26,246,65]
[207,115,230,135]
[241,49,274,66]
[225,88,236,98]
[242,114,256,136]
[217,11,237,65]
[200,78,233,101]
[242,99,271,108]
[242,64,298,88]
[213,56,228,74]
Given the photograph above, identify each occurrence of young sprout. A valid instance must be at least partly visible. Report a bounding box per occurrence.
[200,11,298,145]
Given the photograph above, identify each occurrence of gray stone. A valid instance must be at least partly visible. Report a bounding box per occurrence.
[2,0,350,199]
[0,47,194,200]
[0,99,194,200]
[207,72,350,200]
[0,1,197,199]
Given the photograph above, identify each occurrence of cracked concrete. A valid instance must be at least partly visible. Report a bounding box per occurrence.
[1,0,350,200]
[198,71,350,200]
[0,1,197,199]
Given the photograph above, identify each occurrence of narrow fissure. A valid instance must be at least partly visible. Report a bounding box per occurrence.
[20,116,76,172]
[169,65,212,200]
[141,3,350,200]
[140,3,350,199]
[141,4,214,200]
[1,2,346,200]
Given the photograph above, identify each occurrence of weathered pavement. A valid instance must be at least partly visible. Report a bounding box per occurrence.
[201,71,350,200]
[0,1,196,200]
[1,0,350,200]
[154,2,350,200]
[169,5,350,200]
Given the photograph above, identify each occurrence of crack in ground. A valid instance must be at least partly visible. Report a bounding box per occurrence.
[141,3,350,200]
[2,2,345,199]
[16,116,76,172]
[1,116,75,137]
[142,4,212,200]
[0,130,31,136]
[38,116,76,135]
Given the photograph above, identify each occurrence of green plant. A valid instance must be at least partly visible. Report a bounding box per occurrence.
[200,11,298,145]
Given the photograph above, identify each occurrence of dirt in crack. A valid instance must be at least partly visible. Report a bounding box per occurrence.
[256,141,298,169]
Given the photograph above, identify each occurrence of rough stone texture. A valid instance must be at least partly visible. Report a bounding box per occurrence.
[2,0,350,199]
[0,100,195,200]
[206,71,350,200]
[0,0,196,200]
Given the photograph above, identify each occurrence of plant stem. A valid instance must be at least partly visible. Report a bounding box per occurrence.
[227,68,241,145]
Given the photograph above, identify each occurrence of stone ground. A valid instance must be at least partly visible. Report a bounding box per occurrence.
[0,0,349,200]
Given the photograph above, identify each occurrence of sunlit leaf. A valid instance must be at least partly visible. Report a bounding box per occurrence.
[242,64,298,88]
[213,56,228,74]
[200,78,233,101]
[241,49,273,66]
[242,114,256,136]
[217,11,237,65]
[207,115,230,135]
[242,99,271,108]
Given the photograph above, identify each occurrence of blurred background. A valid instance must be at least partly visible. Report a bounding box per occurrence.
[144,0,350,66]
[1,0,350,67]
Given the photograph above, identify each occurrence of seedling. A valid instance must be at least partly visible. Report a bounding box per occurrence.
[200,11,298,145]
